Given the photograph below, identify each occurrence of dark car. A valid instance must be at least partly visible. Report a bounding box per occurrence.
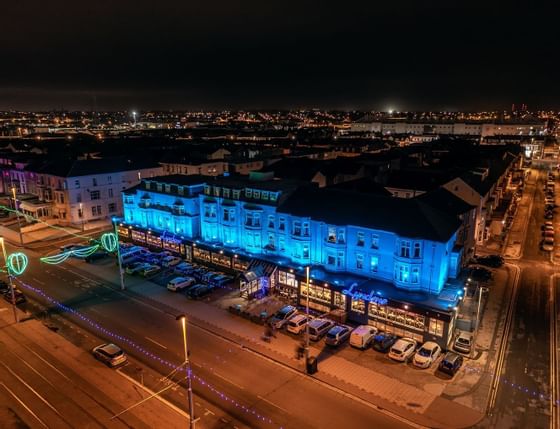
[468,267,492,282]
[0,280,9,293]
[85,251,109,263]
[476,255,504,268]
[3,289,26,305]
[186,284,213,299]
[372,332,398,353]
[438,352,463,376]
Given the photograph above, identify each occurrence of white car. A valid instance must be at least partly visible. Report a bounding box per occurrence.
[453,331,473,354]
[542,238,555,252]
[286,314,311,335]
[349,325,377,349]
[167,276,196,292]
[162,256,182,267]
[388,338,417,362]
[413,341,442,368]
[92,343,127,367]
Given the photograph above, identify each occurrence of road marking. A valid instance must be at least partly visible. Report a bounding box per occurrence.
[145,336,168,349]
[116,369,192,419]
[212,371,245,390]
[257,395,290,414]
[20,344,71,381]
[32,277,46,285]
[0,361,62,417]
[204,408,215,416]
[0,382,48,428]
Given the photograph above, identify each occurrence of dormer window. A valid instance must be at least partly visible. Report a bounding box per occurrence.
[144,181,151,190]
[204,185,211,195]
[270,192,278,202]
[253,190,260,199]
[222,188,230,198]
[164,184,171,193]
[178,186,184,196]
[245,189,252,198]
[262,191,269,201]
[214,187,220,197]
[232,189,240,199]
[156,183,163,192]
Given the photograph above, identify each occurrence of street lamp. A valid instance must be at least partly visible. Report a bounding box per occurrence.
[475,285,489,334]
[79,202,84,232]
[304,266,311,365]
[176,314,197,429]
[113,219,125,291]
[11,187,23,246]
[0,237,19,323]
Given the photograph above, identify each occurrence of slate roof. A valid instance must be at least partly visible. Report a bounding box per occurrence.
[27,157,160,178]
[416,187,475,216]
[277,187,461,242]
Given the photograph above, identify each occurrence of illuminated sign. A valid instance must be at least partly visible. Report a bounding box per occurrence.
[342,283,388,306]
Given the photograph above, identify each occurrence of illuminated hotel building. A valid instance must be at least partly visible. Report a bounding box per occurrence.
[120,173,465,347]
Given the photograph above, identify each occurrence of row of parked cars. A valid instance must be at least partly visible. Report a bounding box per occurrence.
[269,305,467,376]
[542,172,556,251]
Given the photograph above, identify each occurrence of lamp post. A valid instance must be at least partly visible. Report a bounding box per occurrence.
[475,285,489,332]
[11,187,23,246]
[176,314,197,429]
[0,237,19,323]
[79,203,84,232]
[304,265,310,365]
[113,220,125,291]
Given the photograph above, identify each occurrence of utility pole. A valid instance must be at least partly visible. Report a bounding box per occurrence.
[114,220,125,291]
[12,187,23,246]
[177,314,198,429]
[0,237,19,323]
[304,265,310,365]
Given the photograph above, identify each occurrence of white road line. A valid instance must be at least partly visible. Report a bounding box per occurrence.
[0,361,62,417]
[257,395,291,414]
[0,382,48,428]
[212,371,245,390]
[145,336,168,349]
[19,345,71,381]
[204,408,215,416]
[32,277,46,285]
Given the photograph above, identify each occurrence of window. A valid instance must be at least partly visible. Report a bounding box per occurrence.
[108,188,113,198]
[92,178,98,187]
[90,190,100,200]
[253,190,260,199]
[303,244,309,258]
[400,240,411,258]
[204,185,211,195]
[245,189,252,198]
[327,253,336,266]
[232,190,240,199]
[245,212,261,227]
[267,233,275,249]
[262,191,269,201]
[204,204,217,218]
[429,318,444,337]
[92,205,102,216]
[371,234,379,249]
[413,242,421,258]
[108,176,112,184]
[337,251,344,268]
[108,203,116,213]
[222,188,230,198]
[165,184,171,193]
[395,263,410,282]
[356,253,364,270]
[351,298,365,313]
[268,215,275,229]
[214,187,220,197]
[223,209,230,221]
[279,217,286,231]
[370,255,379,272]
[293,221,301,236]
[270,193,277,202]
[327,226,336,243]
[357,231,365,247]
[337,229,345,244]
[279,236,285,251]
[75,180,80,188]
[411,267,420,284]
[302,222,310,237]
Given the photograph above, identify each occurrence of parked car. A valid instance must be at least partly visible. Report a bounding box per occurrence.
[438,352,463,376]
[210,275,234,287]
[308,318,335,341]
[60,243,86,253]
[176,262,195,272]
[125,261,150,275]
[269,305,298,329]
[85,251,109,262]
[453,331,473,354]
[3,289,26,304]
[413,341,442,368]
[545,211,554,220]
[0,280,9,293]
[162,256,182,267]
[372,332,398,353]
[141,264,161,277]
[167,276,196,292]
[186,284,214,299]
[544,230,555,239]
[474,254,504,268]
[349,325,377,349]
[92,343,127,367]
[542,238,555,251]
[325,325,351,347]
[388,338,417,362]
[286,314,312,335]
[468,267,492,282]
[542,224,555,232]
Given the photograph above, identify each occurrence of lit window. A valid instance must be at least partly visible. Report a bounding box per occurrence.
[370,256,379,272]
[400,240,411,258]
[357,231,365,246]
[245,189,252,198]
[371,234,379,249]
[253,190,260,199]
[327,226,336,243]
[411,267,420,284]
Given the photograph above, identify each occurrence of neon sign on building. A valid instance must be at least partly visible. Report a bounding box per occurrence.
[342,283,388,306]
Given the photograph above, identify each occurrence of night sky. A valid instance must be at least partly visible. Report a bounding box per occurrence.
[1,1,558,111]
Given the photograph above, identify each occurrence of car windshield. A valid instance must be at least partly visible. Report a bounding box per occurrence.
[458,338,470,345]
[418,348,432,357]
[326,332,337,339]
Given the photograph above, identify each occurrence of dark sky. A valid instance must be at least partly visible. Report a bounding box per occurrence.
[1,1,558,111]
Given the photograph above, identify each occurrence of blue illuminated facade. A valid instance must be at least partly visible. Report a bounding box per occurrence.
[122,174,461,296]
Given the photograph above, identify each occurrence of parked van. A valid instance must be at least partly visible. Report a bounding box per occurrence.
[308,318,335,341]
[167,276,196,292]
[349,325,377,349]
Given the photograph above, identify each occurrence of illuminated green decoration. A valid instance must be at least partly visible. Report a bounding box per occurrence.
[41,253,71,265]
[7,252,28,276]
[40,244,100,265]
[71,245,100,258]
[100,233,118,253]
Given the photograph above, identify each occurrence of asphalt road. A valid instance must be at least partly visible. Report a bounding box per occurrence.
[481,169,556,429]
[6,244,415,429]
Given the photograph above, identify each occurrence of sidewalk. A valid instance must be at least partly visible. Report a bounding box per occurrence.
[0,302,186,429]
[65,257,484,429]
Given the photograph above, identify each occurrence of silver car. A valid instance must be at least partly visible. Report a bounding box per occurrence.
[92,343,127,367]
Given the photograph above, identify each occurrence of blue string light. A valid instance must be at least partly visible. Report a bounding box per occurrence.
[14,278,282,427]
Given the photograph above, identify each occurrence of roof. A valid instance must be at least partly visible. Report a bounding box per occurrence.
[328,177,392,196]
[277,187,461,242]
[384,169,456,192]
[27,157,160,178]
[416,187,475,216]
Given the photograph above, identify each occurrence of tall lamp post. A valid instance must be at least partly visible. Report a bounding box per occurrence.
[304,265,311,365]
[176,314,197,429]
[0,237,19,323]
[11,187,23,246]
[113,219,125,291]
[79,203,84,232]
